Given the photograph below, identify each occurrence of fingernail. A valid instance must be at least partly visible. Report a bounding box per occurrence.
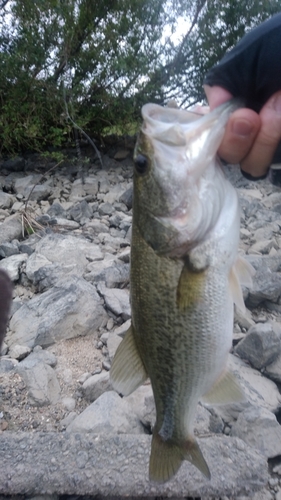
[272,93,281,113]
[232,119,253,137]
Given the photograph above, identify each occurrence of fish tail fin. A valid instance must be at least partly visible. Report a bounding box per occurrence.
[149,432,211,483]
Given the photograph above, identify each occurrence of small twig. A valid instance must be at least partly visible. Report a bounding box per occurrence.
[62,82,103,169]
[74,127,85,184]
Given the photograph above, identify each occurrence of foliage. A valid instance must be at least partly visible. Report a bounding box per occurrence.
[0,0,280,153]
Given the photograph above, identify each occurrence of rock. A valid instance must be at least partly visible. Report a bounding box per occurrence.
[98,284,131,320]
[99,177,110,194]
[68,200,93,222]
[114,149,130,160]
[60,412,78,428]
[82,371,112,401]
[119,185,133,209]
[29,232,103,278]
[8,344,31,360]
[113,319,131,337]
[85,219,110,235]
[231,406,281,458]
[16,358,60,406]
[61,397,76,411]
[28,183,52,202]
[125,385,223,436]
[47,202,66,218]
[204,354,281,425]
[66,391,144,434]
[103,184,126,204]
[0,214,23,245]
[248,240,277,255]
[0,432,268,497]
[234,322,281,369]
[264,352,281,382]
[0,241,19,258]
[0,357,18,372]
[18,243,35,256]
[234,307,255,330]
[85,260,130,288]
[0,191,14,209]
[0,253,28,281]
[13,174,42,197]
[7,276,108,348]
[25,252,52,281]
[31,263,66,292]
[229,355,281,412]
[99,202,114,216]
[0,341,8,355]
[53,218,80,229]
[246,252,281,273]
[98,232,129,252]
[70,177,98,199]
[124,384,155,429]
[107,332,122,362]
[2,156,25,172]
[23,349,57,367]
[246,270,281,308]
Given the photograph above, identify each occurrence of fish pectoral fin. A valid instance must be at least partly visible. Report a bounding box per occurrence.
[149,432,210,483]
[177,261,206,311]
[229,265,245,312]
[110,325,147,397]
[202,370,246,405]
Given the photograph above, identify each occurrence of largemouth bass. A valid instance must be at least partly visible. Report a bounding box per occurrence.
[110,101,252,483]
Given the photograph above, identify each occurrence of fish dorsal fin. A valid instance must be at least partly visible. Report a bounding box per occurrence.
[149,432,210,483]
[202,370,246,405]
[110,325,147,397]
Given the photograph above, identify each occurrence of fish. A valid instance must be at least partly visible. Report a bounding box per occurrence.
[110,101,253,483]
[0,269,13,351]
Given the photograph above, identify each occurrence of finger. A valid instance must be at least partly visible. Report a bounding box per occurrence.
[203,84,233,110]
[241,91,281,177]
[218,109,261,164]
[191,104,210,115]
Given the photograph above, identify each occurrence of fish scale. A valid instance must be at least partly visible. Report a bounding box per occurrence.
[110,101,253,483]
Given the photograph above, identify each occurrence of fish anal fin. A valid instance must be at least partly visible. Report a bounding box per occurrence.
[229,266,245,312]
[110,326,147,397]
[149,432,210,483]
[202,370,246,405]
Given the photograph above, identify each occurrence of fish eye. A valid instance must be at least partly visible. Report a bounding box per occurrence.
[134,154,148,175]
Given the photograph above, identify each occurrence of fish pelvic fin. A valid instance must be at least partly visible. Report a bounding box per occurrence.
[229,256,255,312]
[202,369,246,405]
[110,325,147,397]
[235,255,255,287]
[149,432,211,483]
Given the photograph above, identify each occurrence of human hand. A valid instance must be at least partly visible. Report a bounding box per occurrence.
[203,12,281,179]
[204,85,281,178]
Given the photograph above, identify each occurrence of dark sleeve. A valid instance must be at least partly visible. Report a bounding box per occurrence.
[204,13,281,112]
[0,270,13,351]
